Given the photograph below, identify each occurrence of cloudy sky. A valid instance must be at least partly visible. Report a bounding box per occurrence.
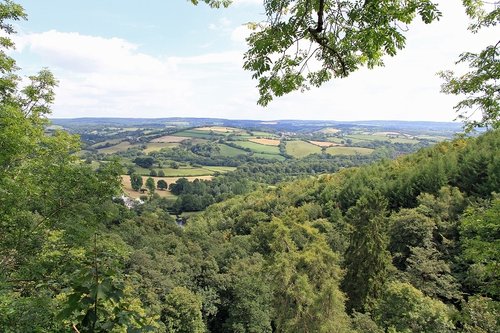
[10,0,498,121]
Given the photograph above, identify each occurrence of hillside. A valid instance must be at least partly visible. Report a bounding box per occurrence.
[4,120,497,331]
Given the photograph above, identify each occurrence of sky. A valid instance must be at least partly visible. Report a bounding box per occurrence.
[8,0,498,121]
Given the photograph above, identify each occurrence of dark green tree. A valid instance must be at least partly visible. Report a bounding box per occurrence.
[130,173,143,191]
[157,179,168,190]
[342,191,391,313]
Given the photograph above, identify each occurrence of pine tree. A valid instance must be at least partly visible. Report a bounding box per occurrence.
[342,191,391,313]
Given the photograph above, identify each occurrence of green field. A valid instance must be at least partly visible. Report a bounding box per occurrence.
[347,134,390,142]
[252,153,286,161]
[172,130,215,139]
[326,137,346,144]
[98,141,137,154]
[217,144,248,157]
[325,147,374,155]
[286,141,322,158]
[143,142,179,153]
[90,138,123,149]
[234,141,281,155]
[250,131,278,137]
[389,137,420,144]
[203,166,237,173]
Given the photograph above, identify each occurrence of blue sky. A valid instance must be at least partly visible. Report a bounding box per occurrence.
[10,1,498,121]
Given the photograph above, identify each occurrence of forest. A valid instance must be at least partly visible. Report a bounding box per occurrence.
[1,1,499,333]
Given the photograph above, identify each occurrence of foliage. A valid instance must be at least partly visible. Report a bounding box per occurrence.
[439,1,499,131]
[373,281,455,333]
[130,173,143,191]
[342,191,391,313]
[459,198,500,298]
[145,176,155,194]
[157,179,168,190]
[161,286,205,333]
[241,0,441,105]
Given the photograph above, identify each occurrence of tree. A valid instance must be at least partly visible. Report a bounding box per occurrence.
[150,169,157,177]
[373,282,455,333]
[133,157,154,168]
[439,1,499,131]
[342,191,391,313]
[157,179,168,190]
[130,173,143,191]
[459,198,500,298]
[158,169,165,177]
[239,0,441,106]
[161,287,205,333]
[146,177,156,194]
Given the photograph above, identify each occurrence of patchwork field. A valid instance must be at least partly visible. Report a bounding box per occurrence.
[98,141,137,154]
[249,138,281,146]
[250,131,278,137]
[90,138,123,148]
[196,126,245,134]
[325,147,374,155]
[217,144,248,157]
[151,135,190,143]
[143,142,179,153]
[234,141,281,155]
[309,140,341,147]
[251,153,286,161]
[172,130,215,139]
[286,141,322,158]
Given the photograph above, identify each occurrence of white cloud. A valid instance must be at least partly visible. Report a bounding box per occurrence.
[231,25,253,43]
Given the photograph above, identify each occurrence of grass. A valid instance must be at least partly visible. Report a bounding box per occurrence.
[389,138,420,144]
[196,126,245,134]
[173,130,216,139]
[249,138,281,146]
[98,141,138,154]
[143,142,179,153]
[151,135,190,143]
[348,134,390,142]
[203,166,237,173]
[90,138,123,149]
[217,144,248,157]
[286,141,322,158]
[326,137,346,144]
[325,147,374,155]
[309,140,339,147]
[252,153,286,161]
[250,131,278,137]
[234,141,281,155]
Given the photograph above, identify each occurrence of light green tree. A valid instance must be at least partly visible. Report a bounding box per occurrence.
[373,281,455,333]
[146,176,156,194]
[161,287,205,333]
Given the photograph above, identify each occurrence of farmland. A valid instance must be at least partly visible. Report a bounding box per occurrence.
[325,147,374,155]
[233,141,281,155]
[286,141,322,158]
[249,138,281,146]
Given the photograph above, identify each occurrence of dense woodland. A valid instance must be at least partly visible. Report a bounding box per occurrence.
[1,1,499,332]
